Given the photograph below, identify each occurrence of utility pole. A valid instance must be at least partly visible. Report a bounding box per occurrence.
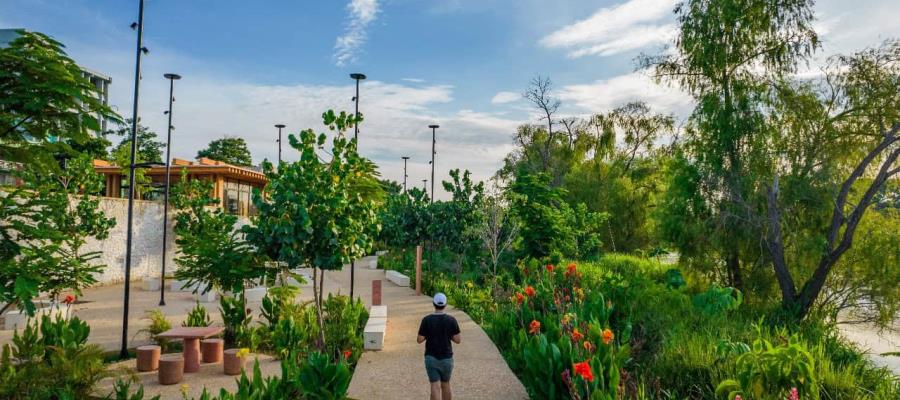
[159,72,181,307]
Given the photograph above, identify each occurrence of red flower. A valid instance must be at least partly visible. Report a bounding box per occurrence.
[571,328,584,342]
[63,295,76,305]
[583,341,594,352]
[789,387,799,400]
[343,350,352,360]
[528,320,541,335]
[524,286,536,297]
[514,292,525,305]
[602,328,614,345]
[565,263,577,277]
[545,264,554,273]
[573,361,594,382]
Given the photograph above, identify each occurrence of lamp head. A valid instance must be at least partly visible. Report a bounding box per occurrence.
[402,156,410,160]
[163,73,181,80]
[428,124,439,129]
[275,124,286,129]
[350,73,367,80]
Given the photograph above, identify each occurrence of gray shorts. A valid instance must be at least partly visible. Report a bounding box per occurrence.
[424,355,453,382]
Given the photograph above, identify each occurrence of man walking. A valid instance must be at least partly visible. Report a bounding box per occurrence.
[417,293,461,400]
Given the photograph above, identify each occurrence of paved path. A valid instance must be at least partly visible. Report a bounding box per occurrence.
[333,268,528,400]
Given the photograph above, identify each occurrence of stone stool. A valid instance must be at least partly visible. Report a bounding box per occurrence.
[201,338,224,363]
[223,349,246,375]
[136,345,161,372]
[158,354,184,385]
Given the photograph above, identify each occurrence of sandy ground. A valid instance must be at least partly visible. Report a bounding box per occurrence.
[839,323,900,374]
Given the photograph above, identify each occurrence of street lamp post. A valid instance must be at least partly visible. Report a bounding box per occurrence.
[348,73,366,300]
[428,125,439,202]
[120,0,149,360]
[275,124,286,164]
[401,156,410,192]
[159,72,181,307]
[423,179,428,191]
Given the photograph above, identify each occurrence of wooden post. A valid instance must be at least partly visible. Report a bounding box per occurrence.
[415,245,423,295]
[372,280,382,306]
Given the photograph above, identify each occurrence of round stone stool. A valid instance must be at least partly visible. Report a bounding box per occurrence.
[158,354,184,385]
[136,345,161,372]
[201,338,224,363]
[223,349,246,375]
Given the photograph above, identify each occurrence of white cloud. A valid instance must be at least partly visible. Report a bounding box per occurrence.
[490,91,520,104]
[334,0,380,67]
[540,0,677,58]
[557,71,693,118]
[402,78,426,83]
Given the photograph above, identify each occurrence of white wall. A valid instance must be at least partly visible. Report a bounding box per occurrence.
[83,198,250,286]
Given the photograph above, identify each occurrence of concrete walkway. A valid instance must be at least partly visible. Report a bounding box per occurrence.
[334,268,528,400]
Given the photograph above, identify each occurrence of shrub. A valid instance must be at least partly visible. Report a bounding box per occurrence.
[138,309,173,352]
[219,296,250,347]
[183,302,212,327]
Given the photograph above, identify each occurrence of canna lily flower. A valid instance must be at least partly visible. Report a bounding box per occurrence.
[236,348,250,358]
[528,320,541,335]
[572,361,594,382]
[571,328,584,342]
[789,387,799,400]
[524,286,536,297]
[545,264,554,273]
[565,263,577,277]
[575,288,585,301]
[180,384,190,396]
[63,294,76,305]
[343,350,352,360]
[602,328,614,345]
[735,396,742,400]
[465,281,474,289]
[515,292,525,305]
[583,340,594,352]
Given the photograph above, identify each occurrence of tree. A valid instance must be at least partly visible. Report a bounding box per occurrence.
[432,169,485,282]
[244,110,382,347]
[107,118,164,164]
[196,137,253,167]
[0,155,115,315]
[0,30,119,166]
[649,0,819,290]
[477,185,519,288]
[523,75,561,170]
[170,170,265,297]
[762,41,900,319]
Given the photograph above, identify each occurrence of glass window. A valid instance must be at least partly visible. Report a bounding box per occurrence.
[225,180,239,215]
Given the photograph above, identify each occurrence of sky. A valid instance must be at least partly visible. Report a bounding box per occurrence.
[2,0,898,199]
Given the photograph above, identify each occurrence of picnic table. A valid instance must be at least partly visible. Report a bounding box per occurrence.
[157,326,224,372]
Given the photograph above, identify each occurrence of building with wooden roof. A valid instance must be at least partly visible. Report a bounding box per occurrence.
[93,157,267,217]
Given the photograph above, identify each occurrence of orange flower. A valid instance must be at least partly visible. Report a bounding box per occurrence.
[514,292,525,305]
[572,361,594,382]
[343,350,352,360]
[565,263,577,277]
[524,286,536,297]
[63,294,76,305]
[602,328,614,345]
[583,340,594,352]
[571,328,584,342]
[528,320,541,335]
[545,264,554,273]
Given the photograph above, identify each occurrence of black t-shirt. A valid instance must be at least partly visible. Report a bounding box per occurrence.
[418,313,460,360]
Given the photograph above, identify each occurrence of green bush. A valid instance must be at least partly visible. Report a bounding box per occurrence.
[138,309,173,353]
[182,302,212,327]
[219,296,250,347]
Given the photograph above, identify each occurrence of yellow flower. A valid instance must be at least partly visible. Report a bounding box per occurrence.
[236,348,250,358]
[180,384,190,396]
[465,281,474,289]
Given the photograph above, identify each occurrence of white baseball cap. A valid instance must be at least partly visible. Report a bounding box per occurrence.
[433,293,448,307]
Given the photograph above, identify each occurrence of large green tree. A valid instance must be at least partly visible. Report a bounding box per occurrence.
[0,30,119,166]
[0,155,115,315]
[196,136,253,167]
[650,0,819,290]
[244,110,383,346]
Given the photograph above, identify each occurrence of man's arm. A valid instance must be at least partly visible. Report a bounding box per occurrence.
[417,318,427,344]
[417,335,426,344]
[451,333,461,344]
[450,316,461,344]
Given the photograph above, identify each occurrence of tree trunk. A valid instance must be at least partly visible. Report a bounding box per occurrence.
[726,251,742,290]
[312,267,326,349]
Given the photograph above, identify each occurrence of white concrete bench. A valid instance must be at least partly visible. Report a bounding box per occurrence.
[385,270,409,287]
[3,305,64,330]
[244,286,267,302]
[359,255,379,270]
[142,277,161,291]
[171,280,200,292]
[193,290,218,303]
[369,305,387,318]
[364,317,386,350]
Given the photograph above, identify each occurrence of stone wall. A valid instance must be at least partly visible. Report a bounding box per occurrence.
[83,198,249,286]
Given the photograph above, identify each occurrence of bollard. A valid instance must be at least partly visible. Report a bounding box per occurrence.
[415,245,423,295]
[372,279,382,306]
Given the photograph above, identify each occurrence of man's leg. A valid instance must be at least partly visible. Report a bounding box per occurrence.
[441,381,452,400]
[430,381,443,400]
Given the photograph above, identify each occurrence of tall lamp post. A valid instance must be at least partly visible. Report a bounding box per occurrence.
[401,156,410,192]
[348,73,366,300]
[423,179,428,191]
[120,0,150,360]
[275,124,286,164]
[159,72,181,307]
[428,125,439,202]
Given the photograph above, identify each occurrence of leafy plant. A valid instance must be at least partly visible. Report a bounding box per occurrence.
[298,352,351,400]
[693,285,743,315]
[137,309,173,352]
[183,302,212,327]
[108,376,161,400]
[219,296,251,347]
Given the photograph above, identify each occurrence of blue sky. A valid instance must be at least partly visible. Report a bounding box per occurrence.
[2,0,898,198]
